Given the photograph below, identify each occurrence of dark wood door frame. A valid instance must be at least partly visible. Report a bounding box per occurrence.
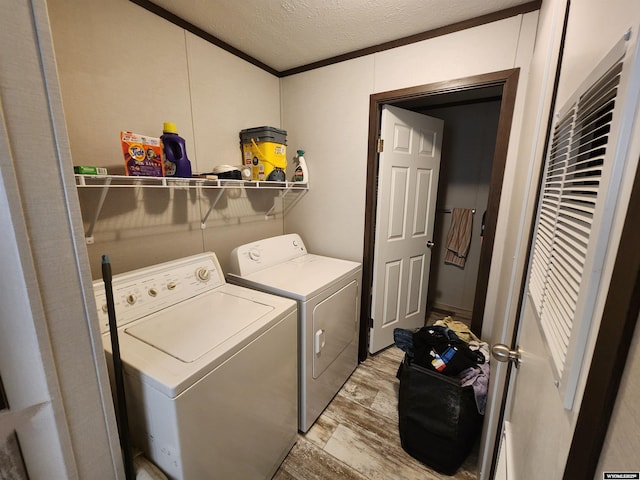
[359,68,520,361]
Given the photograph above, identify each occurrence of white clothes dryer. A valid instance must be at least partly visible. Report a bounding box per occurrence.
[93,253,297,480]
[227,234,361,432]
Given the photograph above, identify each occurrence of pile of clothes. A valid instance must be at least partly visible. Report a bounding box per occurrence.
[394,317,490,415]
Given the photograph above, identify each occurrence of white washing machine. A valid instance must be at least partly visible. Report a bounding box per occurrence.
[227,234,361,432]
[93,252,297,480]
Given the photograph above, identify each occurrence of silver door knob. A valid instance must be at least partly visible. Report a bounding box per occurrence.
[492,344,521,368]
[426,240,435,248]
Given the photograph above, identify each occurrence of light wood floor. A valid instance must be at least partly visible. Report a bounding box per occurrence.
[273,342,479,480]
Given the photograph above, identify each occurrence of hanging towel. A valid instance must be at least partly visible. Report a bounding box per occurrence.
[444,207,473,267]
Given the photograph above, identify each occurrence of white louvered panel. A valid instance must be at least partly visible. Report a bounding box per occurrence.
[576,69,620,115]
[529,257,547,309]
[530,93,573,301]
[545,161,563,174]
[557,206,595,229]
[545,270,573,324]
[545,194,564,211]
[565,158,604,179]
[553,241,584,284]
[574,106,614,137]
[541,197,561,214]
[548,122,573,160]
[527,53,622,378]
[545,173,565,190]
[569,130,608,154]
[539,208,557,226]
[531,232,553,263]
[566,152,603,172]
[546,285,579,361]
[543,193,563,209]
[524,32,636,410]
[561,194,597,211]
[564,168,603,185]
[554,222,589,258]
[553,244,583,285]
[528,275,545,311]
[537,218,556,248]
[577,75,620,117]
[555,216,591,247]
[546,270,577,323]
[559,199,591,217]
[558,218,593,250]
[540,311,567,372]
[529,221,554,311]
[547,263,579,333]
[543,287,571,350]
[570,150,606,166]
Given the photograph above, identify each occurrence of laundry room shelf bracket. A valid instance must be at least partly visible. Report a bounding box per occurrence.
[200,189,226,229]
[75,174,308,241]
[79,175,112,244]
[264,183,308,219]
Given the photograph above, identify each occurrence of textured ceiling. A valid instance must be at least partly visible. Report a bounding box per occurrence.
[148,0,535,72]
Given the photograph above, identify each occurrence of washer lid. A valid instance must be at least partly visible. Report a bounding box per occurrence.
[229,254,361,300]
[124,290,274,363]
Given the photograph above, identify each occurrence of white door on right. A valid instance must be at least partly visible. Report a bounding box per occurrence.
[493,29,640,480]
[369,105,443,354]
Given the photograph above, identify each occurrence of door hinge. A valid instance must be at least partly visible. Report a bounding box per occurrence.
[377,138,384,153]
[369,318,374,329]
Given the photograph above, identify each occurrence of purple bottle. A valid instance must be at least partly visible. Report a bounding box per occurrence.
[161,122,192,178]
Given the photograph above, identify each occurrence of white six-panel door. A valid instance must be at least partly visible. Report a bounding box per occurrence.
[369,105,443,354]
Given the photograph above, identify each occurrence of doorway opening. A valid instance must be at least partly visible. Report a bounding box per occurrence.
[359,69,520,361]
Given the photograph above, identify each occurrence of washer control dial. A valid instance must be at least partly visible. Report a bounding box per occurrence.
[126,293,137,305]
[196,267,210,282]
[148,287,158,297]
[248,248,261,261]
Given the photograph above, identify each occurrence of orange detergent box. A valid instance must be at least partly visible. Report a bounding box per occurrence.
[120,131,164,177]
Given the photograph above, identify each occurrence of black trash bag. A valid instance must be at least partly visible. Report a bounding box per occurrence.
[412,326,484,376]
[397,355,483,475]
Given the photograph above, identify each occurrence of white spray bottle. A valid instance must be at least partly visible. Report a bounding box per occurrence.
[292,149,309,183]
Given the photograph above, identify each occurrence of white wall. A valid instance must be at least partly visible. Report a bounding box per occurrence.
[282,13,538,267]
[281,56,374,260]
[48,0,284,175]
[48,0,284,277]
[48,0,193,172]
[373,17,530,93]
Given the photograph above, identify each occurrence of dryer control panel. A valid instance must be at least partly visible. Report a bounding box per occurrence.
[93,252,224,333]
[229,233,307,276]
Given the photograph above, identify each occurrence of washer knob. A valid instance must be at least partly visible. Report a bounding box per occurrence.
[248,249,261,261]
[148,288,158,297]
[126,294,137,305]
[196,267,210,282]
